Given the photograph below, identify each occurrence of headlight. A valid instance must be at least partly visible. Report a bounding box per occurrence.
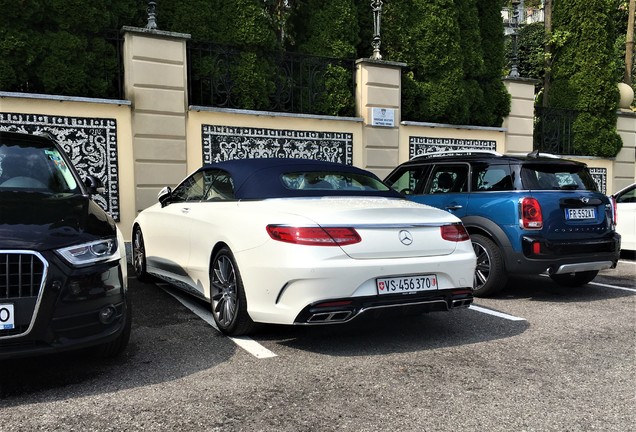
[56,238,120,266]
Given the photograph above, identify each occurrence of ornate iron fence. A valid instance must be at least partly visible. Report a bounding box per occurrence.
[187,41,356,116]
[104,30,125,100]
[1,30,124,101]
[534,106,578,155]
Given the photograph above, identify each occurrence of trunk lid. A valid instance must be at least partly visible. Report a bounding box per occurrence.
[255,197,464,259]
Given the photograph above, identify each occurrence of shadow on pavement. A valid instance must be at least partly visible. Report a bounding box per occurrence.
[0,273,236,402]
[255,306,528,356]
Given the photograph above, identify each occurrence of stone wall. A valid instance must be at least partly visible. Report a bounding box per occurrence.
[1,27,634,240]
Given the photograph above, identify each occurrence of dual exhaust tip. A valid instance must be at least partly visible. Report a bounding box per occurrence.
[305,296,473,324]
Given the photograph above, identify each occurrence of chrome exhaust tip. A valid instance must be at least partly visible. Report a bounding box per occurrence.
[307,310,354,323]
[451,298,473,308]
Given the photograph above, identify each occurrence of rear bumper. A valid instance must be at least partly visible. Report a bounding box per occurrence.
[503,234,621,275]
[294,288,473,324]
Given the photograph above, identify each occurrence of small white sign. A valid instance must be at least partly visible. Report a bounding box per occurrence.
[370,107,395,127]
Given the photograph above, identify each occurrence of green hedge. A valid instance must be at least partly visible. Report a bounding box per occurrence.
[549,0,622,157]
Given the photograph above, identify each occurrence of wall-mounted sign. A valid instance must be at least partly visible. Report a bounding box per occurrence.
[370,107,395,127]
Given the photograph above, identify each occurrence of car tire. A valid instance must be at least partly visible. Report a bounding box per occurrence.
[132,226,152,282]
[210,247,259,336]
[92,299,132,358]
[471,234,508,297]
[549,270,599,287]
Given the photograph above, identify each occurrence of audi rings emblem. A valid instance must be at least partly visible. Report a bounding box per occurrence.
[399,230,413,245]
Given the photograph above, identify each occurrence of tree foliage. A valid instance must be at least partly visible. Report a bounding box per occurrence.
[0,0,512,123]
[515,22,546,82]
[382,0,509,126]
[0,0,143,97]
[549,0,623,157]
[476,0,511,126]
[383,0,468,124]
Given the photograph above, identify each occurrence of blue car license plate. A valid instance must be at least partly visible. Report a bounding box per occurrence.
[0,303,15,330]
[565,207,596,220]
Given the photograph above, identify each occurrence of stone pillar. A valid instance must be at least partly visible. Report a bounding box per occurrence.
[122,26,191,213]
[355,59,406,179]
[615,110,636,192]
[502,77,538,154]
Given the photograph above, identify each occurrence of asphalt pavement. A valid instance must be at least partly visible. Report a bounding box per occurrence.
[0,258,634,431]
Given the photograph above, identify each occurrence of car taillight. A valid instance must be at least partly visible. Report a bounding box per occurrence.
[440,223,470,242]
[266,225,361,246]
[520,197,543,229]
[610,195,618,225]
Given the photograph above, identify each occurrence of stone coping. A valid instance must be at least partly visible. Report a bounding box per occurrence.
[401,120,506,132]
[0,91,130,106]
[190,105,364,123]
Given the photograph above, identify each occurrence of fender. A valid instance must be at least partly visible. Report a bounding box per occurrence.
[460,215,516,268]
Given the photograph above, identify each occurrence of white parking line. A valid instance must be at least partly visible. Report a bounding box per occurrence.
[539,272,636,293]
[588,281,636,293]
[159,285,278,359]
[469,305,526,321]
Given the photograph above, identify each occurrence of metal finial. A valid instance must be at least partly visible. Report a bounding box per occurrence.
[371,0,383,60]
[146,1,158,30]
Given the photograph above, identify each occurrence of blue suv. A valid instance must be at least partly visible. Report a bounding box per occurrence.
[384,151,621,296]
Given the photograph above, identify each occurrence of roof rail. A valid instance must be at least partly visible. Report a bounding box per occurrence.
[526,150,561,159]
[410,149,503,160]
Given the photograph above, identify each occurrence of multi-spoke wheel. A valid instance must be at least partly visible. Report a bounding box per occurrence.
[471,234,507,297]
[210,247,258,336]
[132,226,152,282]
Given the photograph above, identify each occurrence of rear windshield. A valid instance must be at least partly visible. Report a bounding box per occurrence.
[521,163,598,191]
[281,171,391,192]
[0,143,80,193]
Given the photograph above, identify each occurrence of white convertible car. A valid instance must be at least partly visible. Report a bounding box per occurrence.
[132,158,476,335]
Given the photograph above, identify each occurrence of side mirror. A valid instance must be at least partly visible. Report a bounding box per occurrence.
[84,175,105,195]
[158,186,173,207]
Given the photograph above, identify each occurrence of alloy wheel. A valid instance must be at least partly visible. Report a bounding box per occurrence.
[473,241,491,291]
[133,229,146,277]
[211,254,238,328]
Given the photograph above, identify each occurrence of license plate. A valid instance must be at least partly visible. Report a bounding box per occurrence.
[377,275,438,295]
[565,207,596,220]
[0,304,15,330]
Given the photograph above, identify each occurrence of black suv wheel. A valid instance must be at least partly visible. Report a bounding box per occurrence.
[471,234,507,297]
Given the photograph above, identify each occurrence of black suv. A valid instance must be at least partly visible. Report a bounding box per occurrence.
[385,151,621,296]
[0,131,130,359]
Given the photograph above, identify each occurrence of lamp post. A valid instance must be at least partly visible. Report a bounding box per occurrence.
[509,0,521,78]
[371,0,383,60]
[146,1,158,30]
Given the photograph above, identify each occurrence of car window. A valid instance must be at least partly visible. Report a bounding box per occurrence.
[521,163,597,191]
[0,144,79,193]
[425,164,469,194]
[385,166,431,194]
[171,171,209,202]
[281,171,390,192]
[472,163,513,191]
[616,185,636,203]
[204,170,235,201]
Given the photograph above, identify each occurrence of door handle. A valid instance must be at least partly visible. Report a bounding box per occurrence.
[181,207,191,213]
[446,205,463,211]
